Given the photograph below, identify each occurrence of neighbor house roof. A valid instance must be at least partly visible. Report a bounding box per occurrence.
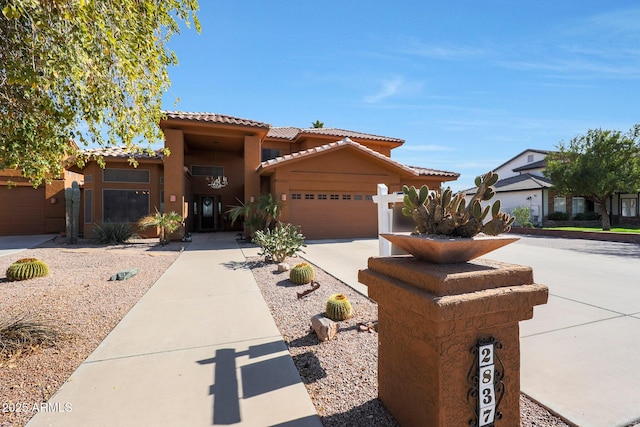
[512,159,547,172]
[465,173,553,194]
[266,127,404,145]
[409,166,460,180]
[162,111,271,129]
[492,149,550,173]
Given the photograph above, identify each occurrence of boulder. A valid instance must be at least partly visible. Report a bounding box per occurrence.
[311,314,339,342]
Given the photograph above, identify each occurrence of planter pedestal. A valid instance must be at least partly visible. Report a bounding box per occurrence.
[358,256,548,427]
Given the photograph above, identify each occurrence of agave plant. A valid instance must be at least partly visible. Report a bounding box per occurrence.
[138,209,183,245]
[401,171,514,238]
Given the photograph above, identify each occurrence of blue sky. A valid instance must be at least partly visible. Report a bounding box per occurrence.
[163,1,640,192]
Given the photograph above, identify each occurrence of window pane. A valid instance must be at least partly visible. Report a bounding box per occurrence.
[554,196,566,213]
[572,197,585,214]
[103,168,149,183]
[84,189,93,224]
[103,190,149,223]
[622,199,637,217]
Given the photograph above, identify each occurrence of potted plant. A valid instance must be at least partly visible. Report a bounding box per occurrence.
[382,171,517,263]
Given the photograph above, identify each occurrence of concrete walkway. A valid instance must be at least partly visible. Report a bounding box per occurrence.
[0,234,55,257]
[301,235,640,427]
[26,233,321,427]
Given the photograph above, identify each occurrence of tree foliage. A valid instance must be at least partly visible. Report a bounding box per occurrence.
[544,126,640,230]
[1,0,200,186]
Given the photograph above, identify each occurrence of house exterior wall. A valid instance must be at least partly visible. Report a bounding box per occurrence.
[494,150,547,179]
[79,160,163,239]
[0,168,67,236]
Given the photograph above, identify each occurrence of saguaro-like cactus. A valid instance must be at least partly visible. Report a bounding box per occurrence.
[65,181,80,243]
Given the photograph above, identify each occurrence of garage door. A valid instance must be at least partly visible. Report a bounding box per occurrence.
[288,191,377,239]
[0,186,45,235]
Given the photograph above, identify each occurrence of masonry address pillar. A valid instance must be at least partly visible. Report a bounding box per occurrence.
[359,256,548,427]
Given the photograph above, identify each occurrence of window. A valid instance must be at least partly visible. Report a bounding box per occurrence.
[305,194,314,200]
[261,148,281,161]
[572,197,585,214]
[330,194,339,200]
[103,168,150,183]
[84,189,92,224]
[291,193,301,200]
[191,165,224,177]
[318,194,327,200]
[554,196,566,213]
[622,198,637,217]
[103,190,149,223]
[365,195,373,201]
[527,154,534,163]
[342,195,352,200]
[354,195,363,201]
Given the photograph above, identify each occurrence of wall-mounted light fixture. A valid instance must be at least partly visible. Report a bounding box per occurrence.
[280,193,287,201]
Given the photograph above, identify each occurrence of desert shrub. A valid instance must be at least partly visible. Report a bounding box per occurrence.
[253,222,305,263]
[6,258,49,281]
[512,206,533,228]
[138,210,183,245]
[0,313,63,359]
[574,212,601,221]
[93,223,135,244]
[548,211,571,221]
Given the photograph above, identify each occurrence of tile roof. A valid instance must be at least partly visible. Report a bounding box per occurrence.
[258,138,416,175]
[407,166,460,179]
[162,111,271,128]
[267,127,404,144]
[81,146,164,160]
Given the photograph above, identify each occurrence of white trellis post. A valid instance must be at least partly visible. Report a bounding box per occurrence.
[372,184,404,256]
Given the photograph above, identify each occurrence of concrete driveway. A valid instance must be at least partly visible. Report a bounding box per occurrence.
[0,234,55,257]
[302,235,640,427]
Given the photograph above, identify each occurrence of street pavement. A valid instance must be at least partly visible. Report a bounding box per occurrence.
[302,235,640,427]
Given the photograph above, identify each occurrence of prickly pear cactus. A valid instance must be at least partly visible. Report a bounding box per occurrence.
[6,258,49,281]
[401,171,514,238]
[325,293,353,321]
[289,262,315,285]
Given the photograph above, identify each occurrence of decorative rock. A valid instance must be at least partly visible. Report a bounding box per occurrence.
[277,263,290,272]
[311,314,339,342]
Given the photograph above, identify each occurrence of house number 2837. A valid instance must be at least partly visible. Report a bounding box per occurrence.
[468,338,504,427]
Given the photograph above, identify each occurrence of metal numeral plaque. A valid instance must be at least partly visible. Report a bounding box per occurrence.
[468,337,505,427]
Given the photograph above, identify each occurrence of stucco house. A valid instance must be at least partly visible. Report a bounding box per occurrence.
[0,166,82,236]
[465,148,640,226]
[65,112,459,240]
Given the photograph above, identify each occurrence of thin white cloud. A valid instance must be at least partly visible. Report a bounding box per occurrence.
[363,77,423,104]
[399,144,453,152]
[399,37,486,59]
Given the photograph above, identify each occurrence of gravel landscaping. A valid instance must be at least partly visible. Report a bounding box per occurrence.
[0,237,183,427]
[1,236,570,426]
[247,254,571,427]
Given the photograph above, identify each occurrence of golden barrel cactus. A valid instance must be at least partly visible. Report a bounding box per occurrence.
[326,293,353,321]
[289,262,315,285]
[6,258,49,281]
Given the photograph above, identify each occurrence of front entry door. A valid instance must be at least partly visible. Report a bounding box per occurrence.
[195,195,222,231]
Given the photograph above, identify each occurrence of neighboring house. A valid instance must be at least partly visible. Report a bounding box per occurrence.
[464,149,555,226]
[0,168,82,236]
[465,148,640,226]
[69,112,459,240]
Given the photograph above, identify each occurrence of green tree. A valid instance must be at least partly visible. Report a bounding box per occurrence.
[1,1,200,186]
[544,126,640,230]
[311,120,324,128]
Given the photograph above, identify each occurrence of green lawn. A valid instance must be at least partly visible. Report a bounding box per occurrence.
[544,226,640,234]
